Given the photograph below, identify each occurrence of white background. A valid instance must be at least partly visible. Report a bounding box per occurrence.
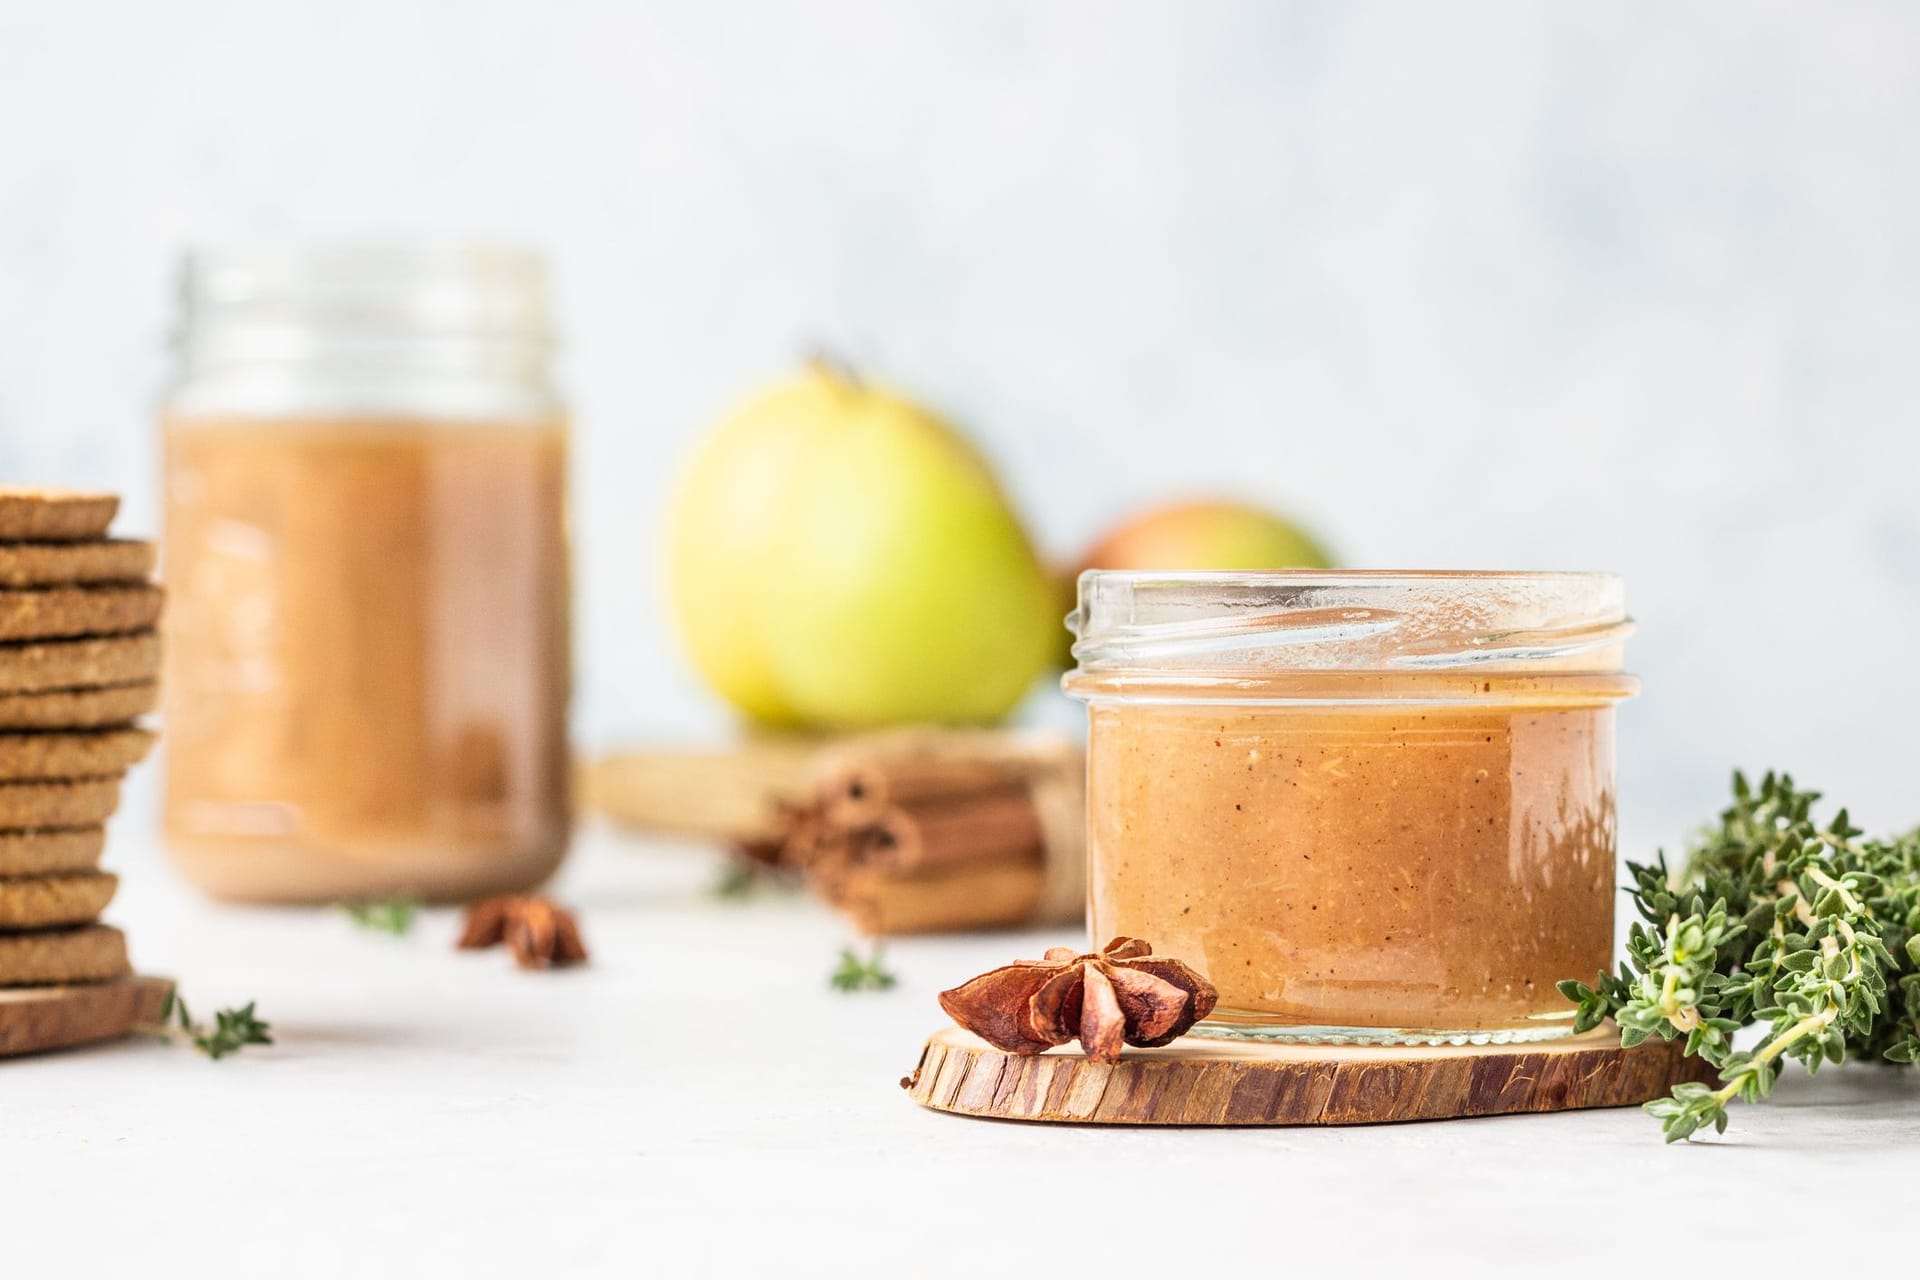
[3,7,1920,1273]
[2,2,1918,849]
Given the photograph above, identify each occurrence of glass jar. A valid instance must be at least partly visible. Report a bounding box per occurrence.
[161,244,571,903]
[1064,571,1636,1045]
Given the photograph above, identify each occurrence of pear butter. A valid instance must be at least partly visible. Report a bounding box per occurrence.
[163,419,570,903]
[1066,571,1637,1044]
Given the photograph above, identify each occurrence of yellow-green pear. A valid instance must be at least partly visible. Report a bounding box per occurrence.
[666,362,1058,729]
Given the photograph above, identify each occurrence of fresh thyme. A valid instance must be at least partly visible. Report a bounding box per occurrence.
[712,861,762,900]
[340,896,418,936]
[155,990,273,1060]
[711,848,796,900]
[829,945,897,993]
[1561,771,1920,1141]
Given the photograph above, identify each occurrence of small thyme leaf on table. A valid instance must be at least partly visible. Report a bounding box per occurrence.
[830,945,896,992]
[1564,770,1920,1141]
[712,861,759,899]
[711,842,794,900]
[153,990,273,1060]
[340,896,418,936]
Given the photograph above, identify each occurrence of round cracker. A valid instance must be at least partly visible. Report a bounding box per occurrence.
[0,585,164,643]
[0,682,157,730]
[0,777,123,827]
[0,872,117,929]
[0,729,155,781]
[0,632,161,694]
[0,924,128,986]
[0,827,105,876]
[0,540,155,589]
[0,490,119,543]
[0,491,120,541]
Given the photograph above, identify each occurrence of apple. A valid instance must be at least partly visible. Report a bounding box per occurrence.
[1076,499,1333,575]
[1054,499,1334,667]
[665,361,1059,729]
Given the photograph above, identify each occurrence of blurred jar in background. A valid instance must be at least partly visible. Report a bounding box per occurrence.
[162,245,571,903]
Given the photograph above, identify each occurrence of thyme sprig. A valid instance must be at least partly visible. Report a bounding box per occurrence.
[153,990,274,1060]
[712,862,761,899]
[1562,771,1920,1141]
[340,896,418,936]
[829,945,897,993]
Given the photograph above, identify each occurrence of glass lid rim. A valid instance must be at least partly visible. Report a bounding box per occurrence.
[1070,568,1632,673]
[1077,568,1622,588]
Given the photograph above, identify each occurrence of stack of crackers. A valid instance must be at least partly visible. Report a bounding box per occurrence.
[0,489,159,990]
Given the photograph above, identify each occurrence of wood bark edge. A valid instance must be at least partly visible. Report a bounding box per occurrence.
[0,975,173,1059]
[901,1023,1718,1126]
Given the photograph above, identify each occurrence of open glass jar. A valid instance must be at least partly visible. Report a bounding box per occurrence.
[1064,571,1636,1045]
[162,245,571,903]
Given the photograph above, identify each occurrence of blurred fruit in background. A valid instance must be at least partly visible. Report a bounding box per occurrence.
[1054,499,1334,665]
[666,361,1058,730]
[1074,498,1334,575]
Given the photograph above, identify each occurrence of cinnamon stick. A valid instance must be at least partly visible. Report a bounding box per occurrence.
[819,756,1029,829]
[858,793,1043,874]
[831,858,1052,936]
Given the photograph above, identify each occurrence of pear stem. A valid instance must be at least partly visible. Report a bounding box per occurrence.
[806,347,862,392]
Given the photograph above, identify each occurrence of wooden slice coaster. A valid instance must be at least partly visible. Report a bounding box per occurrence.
[902,1023,1718,1126]
[0,976,172,1058]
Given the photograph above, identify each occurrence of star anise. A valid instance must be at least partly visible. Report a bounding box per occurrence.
[457,895,589,970]
[937,937,1218,1063]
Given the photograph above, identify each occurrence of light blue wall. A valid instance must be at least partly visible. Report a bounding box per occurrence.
[3,1,1917,849]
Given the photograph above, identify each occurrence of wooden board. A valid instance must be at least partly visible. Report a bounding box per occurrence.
[581,741,826,843]
[902,1023,1718,1126]
[0,976,173,1059]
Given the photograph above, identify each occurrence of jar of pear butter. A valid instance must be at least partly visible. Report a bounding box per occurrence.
[162,246,571,903]
[1065,571,1636,1044]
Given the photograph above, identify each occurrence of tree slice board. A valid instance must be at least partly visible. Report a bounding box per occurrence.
[902,1023,1718,1126]
[0,976,173,1059]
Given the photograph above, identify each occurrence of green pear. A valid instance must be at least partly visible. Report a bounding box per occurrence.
[666,362,1058,729]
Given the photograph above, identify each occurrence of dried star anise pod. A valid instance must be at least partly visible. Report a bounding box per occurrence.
[938,937,1217,1063]
[458,895,589,970]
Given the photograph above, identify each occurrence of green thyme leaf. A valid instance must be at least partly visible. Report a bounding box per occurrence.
[340,896,418,937]
[712,861,760,899]
[147,989,272,1061]
[195,1002,273,1059]
[829,945,897,993]
[1570,771,1920,1141]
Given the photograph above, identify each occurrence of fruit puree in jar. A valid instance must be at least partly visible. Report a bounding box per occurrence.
[1066,572,1636,1043]
[163,418,570,903]
[1085,686,1615,1035]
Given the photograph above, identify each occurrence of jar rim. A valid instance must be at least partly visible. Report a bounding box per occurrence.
[174,241,554,347]
[1077,568,1621,586]
[1067,568,1633,687]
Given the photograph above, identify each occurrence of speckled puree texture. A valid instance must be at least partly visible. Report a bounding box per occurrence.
[1086,698,1615,1034]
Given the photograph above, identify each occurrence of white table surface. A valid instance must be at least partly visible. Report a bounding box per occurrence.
[6,818,1918,1277]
